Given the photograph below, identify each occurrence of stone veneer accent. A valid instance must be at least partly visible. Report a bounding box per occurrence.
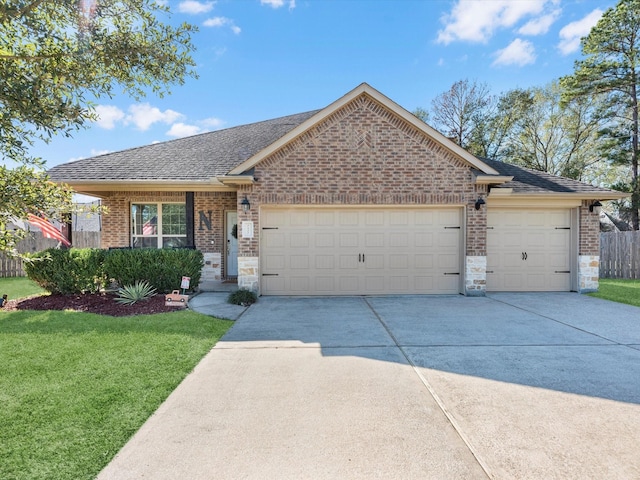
[201,252,222,283]
[579,255,599,293]
[465,256,486,296]
[238,257,259,293]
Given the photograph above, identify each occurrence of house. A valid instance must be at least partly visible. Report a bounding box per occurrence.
[48,83,625,296]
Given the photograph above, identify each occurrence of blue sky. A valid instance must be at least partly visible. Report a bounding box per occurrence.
[26,0,617,169]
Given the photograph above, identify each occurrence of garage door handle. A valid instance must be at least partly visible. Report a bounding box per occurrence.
[444,272,460,275]
[262,273,279,276]
[555,271,570,274]
[555,227,571,230]
[262,227,279,230]
[522,252,528,260]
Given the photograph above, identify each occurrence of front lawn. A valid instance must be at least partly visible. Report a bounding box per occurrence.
[0,277,47,301]
[589,278,640,308]
[0,308,233,480]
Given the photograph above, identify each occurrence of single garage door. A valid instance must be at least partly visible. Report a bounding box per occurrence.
[487,208,572,291]
[260,207,462,295]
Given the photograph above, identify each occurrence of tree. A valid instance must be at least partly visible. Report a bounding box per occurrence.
[467,88,530,161]
[0,165,74,254]
[502,82,602,182]
[560,0,640,229]
[0,0,197,252]
[429,79,494,149]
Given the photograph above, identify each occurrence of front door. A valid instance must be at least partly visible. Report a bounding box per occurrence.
[226,211,238,277]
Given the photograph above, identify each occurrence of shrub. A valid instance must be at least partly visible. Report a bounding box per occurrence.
[23,248,108,294]
[24,248,203,295]
[115,281,157,305]
[104,248,203,293]
[228,289,257,306]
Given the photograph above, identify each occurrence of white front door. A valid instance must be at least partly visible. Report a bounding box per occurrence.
[226,211,238,277]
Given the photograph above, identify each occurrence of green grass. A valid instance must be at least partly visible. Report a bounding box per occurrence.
[0,277,47,301]
[589,278,640,308]
[0,308,233,480]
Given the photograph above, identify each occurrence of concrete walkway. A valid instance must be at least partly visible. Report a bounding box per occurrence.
[98,293,640,480]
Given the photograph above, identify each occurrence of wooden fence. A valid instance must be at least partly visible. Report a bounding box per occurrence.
[0,232,100,278]
[600,231,640,279]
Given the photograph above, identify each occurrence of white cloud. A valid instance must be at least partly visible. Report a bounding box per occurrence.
[557,8,603,55]
[201,117,225,129]
[203,16,241,34]
[126,103,184,131]
[166,123,203,138]
[178,1,215,14]
[260,0,296,9]
[437,0,553,44]
[518,9,560,35]
[492,38,537,66]
[94,105,125,129]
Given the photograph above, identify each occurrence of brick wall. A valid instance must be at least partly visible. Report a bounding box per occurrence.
[101,191,235,250]
[579,200,600,256]
[238,94,485,257]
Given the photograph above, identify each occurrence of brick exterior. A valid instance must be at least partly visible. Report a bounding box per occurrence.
[101,191,237,277]
[237,94,486,258]
[579,200,600,256]
[98,94,605,295]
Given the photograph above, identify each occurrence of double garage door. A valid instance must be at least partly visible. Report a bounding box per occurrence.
[260,207,462,295]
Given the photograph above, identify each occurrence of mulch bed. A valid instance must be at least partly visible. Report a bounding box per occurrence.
[3,293,185,317]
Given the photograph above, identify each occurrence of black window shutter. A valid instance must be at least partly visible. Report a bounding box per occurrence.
[186,192,195,248]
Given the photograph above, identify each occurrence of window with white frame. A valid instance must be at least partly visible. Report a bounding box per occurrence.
[131,203,187,248]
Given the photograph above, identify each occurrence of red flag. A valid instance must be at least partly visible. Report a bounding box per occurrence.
[27,214,71,247]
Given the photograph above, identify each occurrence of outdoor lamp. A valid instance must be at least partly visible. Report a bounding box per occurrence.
[474,197,486,210]
[589,201,602,214]
[241,195,251,213]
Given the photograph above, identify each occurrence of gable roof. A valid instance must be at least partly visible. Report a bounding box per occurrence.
[47,83,626,201]
[227,83,501,176]
[47,110,320,192]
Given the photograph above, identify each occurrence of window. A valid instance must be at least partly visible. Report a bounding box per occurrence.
[132,203,187,248]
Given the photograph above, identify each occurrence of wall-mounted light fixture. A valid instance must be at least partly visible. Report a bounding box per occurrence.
[241,195,251,213]
[474,198,486,210]
[589,201,602,214]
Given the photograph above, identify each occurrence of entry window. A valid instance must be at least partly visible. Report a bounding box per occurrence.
[131,203,187,248]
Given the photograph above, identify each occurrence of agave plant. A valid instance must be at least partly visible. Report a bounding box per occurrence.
[115,280,157,305]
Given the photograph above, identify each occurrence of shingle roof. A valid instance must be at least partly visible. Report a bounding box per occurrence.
[48,110,321,182]
[480,158,618,195]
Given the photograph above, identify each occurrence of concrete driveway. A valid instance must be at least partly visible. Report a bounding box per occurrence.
[98,293,640,480]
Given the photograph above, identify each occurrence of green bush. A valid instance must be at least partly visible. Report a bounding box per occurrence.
[228,289,258,306]
[24,248,203,295]
[23,248,108,294]
[104,248,203,293]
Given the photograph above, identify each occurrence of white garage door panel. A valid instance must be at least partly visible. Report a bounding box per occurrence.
[487,208,572,292]
[261,207,462,295]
